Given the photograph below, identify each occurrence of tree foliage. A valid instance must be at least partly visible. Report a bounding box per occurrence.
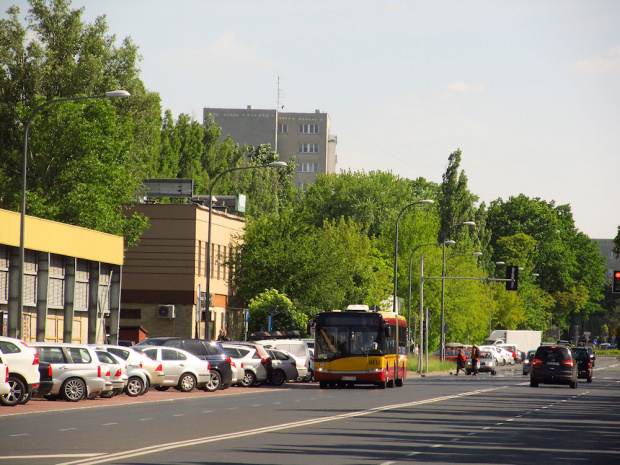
[0,0,160,245]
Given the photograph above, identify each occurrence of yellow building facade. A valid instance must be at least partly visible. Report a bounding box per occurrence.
[0,208,124,342]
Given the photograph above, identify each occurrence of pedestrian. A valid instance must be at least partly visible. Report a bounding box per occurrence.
[217,329,224,341]
[221,330,230,341]
[471,344,481,375]
[455,348,466,376]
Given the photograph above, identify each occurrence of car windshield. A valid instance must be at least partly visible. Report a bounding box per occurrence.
[536,346,570,362]
[573,350,589,361]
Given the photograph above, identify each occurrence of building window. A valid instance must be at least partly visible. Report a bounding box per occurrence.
[299,124,319,134]
[121,308,141,319]
[297,163,318,172]
[278,123,288,133]
[298,143,319,153]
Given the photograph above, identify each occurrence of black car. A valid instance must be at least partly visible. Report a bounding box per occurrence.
[572,346,593,383]
[135,338,233,390]
[530,344,578,389]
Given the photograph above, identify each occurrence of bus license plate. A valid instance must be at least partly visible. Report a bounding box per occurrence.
[342,376,356,381]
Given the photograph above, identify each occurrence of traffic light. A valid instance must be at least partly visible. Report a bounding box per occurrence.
[506,265,519,291]
[613,270,620,294]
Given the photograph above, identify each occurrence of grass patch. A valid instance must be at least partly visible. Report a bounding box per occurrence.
[407,356,456,373]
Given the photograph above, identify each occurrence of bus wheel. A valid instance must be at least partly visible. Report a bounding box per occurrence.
[377,382,386,389]
[319,381,328,389]
[395,378,403,387]
[337,381,346,389]
[387,379,394,388]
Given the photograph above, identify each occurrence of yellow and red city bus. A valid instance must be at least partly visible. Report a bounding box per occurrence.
[314,305,407,389]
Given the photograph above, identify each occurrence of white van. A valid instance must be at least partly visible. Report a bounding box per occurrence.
[255,339,311,381]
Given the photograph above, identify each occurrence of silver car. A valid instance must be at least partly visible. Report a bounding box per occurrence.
[30,343,107,402]
[221,343,270,387]
[92,345,166,396]
[94,350,128,397]
[265,348,298,386]
[140,346,211,392]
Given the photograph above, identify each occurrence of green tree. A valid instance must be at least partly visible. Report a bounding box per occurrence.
[247,289,307,335]
[0,0,161,245]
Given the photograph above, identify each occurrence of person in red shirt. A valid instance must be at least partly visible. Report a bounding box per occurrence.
[471,345,481,375]
[456,348,467,376]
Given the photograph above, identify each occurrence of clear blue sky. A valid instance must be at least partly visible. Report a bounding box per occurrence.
[7,0,620,239]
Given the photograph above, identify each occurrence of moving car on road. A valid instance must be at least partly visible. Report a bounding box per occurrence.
[465,350,498,375]
[572,346,593,383]
[530,344,578,389]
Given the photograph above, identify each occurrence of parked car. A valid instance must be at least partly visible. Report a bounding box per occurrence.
[30,342,107,401]
[0,336,41,406]
[139,346,212,392]
[530,344,578,389]
[572,346,593,383]
[221,343,271,387]
[93,344,165,396]
[265,348,298,386]
[219,345,246,386]
[255,339,310,381]
[465,350,498,375]
[0,357,11,396]
[522,350,536,375]
[135,338,232,391]
[94,350,128,397]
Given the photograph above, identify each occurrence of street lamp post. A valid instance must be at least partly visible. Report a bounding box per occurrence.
[407,242,441,354]
[439,221,475,361]
[14,91,130,339]
[392,200,434,316]
[204,162,287,339]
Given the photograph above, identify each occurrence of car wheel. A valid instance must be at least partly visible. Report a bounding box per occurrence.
[587,376,593,383]
[20,391,31,404]
[570,379,578,389]
[62,378,87,402]
[178,373,196,392]
[241,370,256,387]
[100,390,115,398]
[530,379,538,387]
[270,369,286,386]
[126,377,145,397]
[0,377,26,406]
[203,371,221,392]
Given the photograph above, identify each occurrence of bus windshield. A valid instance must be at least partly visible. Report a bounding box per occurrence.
[316,325,383,359]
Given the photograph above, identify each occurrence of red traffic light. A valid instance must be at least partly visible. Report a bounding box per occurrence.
[614,270,620,294]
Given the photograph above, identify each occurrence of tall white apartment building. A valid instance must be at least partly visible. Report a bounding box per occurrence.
[204,106,337,189]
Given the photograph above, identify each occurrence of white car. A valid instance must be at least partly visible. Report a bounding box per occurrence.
[0,358,10,396]
[0,336,41,406]
[139,346,211,392]
[478,345,504,366]
[220,343,271,387]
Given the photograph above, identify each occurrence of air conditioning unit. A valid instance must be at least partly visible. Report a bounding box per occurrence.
[158,305,175,319]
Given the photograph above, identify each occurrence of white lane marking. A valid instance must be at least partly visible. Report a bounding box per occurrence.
[8,433,29,437]
[139,418,153,421]
[60,428,78,431]
[58,386,505,465]
[0,454,102,460]
[102,423,118,426]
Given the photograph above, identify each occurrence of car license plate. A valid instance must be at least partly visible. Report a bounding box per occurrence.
[547,362,559,366]
[341,376,356,381]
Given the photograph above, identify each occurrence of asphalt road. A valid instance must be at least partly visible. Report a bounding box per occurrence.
[1,357,619,465]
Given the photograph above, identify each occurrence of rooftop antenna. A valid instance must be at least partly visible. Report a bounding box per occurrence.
[275,76,285,152]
